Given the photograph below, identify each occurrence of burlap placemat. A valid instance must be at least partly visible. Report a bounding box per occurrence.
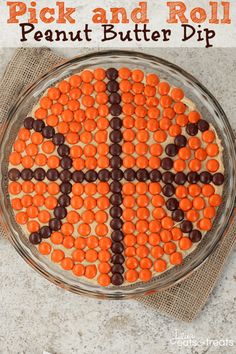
[0,48,235,322]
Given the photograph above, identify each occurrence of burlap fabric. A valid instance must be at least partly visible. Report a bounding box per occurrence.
[0,48,235,322]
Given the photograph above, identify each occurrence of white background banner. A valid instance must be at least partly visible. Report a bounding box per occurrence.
[0,0,235,48]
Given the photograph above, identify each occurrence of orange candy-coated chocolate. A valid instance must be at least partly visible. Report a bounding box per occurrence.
[7,67,224,287]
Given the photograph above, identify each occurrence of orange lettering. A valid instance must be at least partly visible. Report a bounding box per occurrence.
[92,7,108,23]
[110,8,129,24]
[56,2,75,24]
[28,1,37,24]
[167,1,188,24]
[131,2,149,24]
[209,2,219,24]
[190,7,207,23]
[7,1,26,23]
[221,2,231,24]
[40,7,55,23]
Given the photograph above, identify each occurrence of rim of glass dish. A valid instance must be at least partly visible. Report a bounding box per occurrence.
[1,50,236,299]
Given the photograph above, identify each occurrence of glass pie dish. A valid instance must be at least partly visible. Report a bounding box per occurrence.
[0,50,235,299]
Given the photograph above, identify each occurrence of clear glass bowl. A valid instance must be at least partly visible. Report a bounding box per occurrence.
[0,50,235,299]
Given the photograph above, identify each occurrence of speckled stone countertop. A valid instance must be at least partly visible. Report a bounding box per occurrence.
[0,48,236,354]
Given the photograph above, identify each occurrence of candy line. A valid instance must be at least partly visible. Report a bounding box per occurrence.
[106,67,125,286]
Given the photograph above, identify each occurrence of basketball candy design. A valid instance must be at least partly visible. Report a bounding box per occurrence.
[8,67,224,286]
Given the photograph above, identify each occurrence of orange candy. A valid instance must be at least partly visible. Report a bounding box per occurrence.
[158,82,170,95]
[47,182,59,195]
[99,237,111,250]
[171,228,183,241]
[151,245,164,259]
[44,196,57,210]
[140,258,152,269]
[209,194,222,207]
[206,159,219,172]
[61,223,74,236]
[188,137,201,150]
[26,205,38,218]
[186,210,199,222]
[193,197,205,210]
[125,269,139,283]
[139,269,152,282]
[35,108,47,119]
[73,264,85,277]
[97,196,109,210]
[85,265,97,279]
[148,233,161,246]
[38,210,51,223]
[11,198,22,210]
[195,148,207,161]
[38,242,51,255]
[61,257,74,270]
[62,236,75,248]
[146,73,159,86]
[202,184,215,197]
[22,195,33,207]
[204,206,216,219]
[123,182,135,195]
[8,69,225,287]
[51,249,65,263]
[78,223,91,236]
[95,224,108,237]
[124,234,136,247]
[136,245,149,258]
[173,102,186,114]
[9,152,22,165]
[206,143,219,157]
[170,252,183,265]
[123,142,134,154]
[48,87,60,100]
[188,184,201,197]
[163,242,176,255]
[188,111,200,123]
[51,232,63,245]
[98,274,110,287]
[152,195,165,207]
[154,259,167,272]
[199,218,212,231]
[160,230,172,243]
[8,182,21,195]
[179,237,192,250]
[98,250,110,262]
[15,212,28,224]
[137,208,149,220]
[189,159,201,172]
[22,181,34,193]
[161,217,174,230]
[173,159,186,172]
[202,130,215,143]
[85,249,98,262]
[176,114,188,127]
[171,87,184,101]
[14,139,26,152]
[74,237,87,249]
[179,147,191,160]
[69,75,82,87]
[126,257,139,269]
[67,210,80,224]
[179,198,192,211]
[132,69,144,82]
[119,67,131,79]
[98,262,111,274]
[169,124,181,137]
